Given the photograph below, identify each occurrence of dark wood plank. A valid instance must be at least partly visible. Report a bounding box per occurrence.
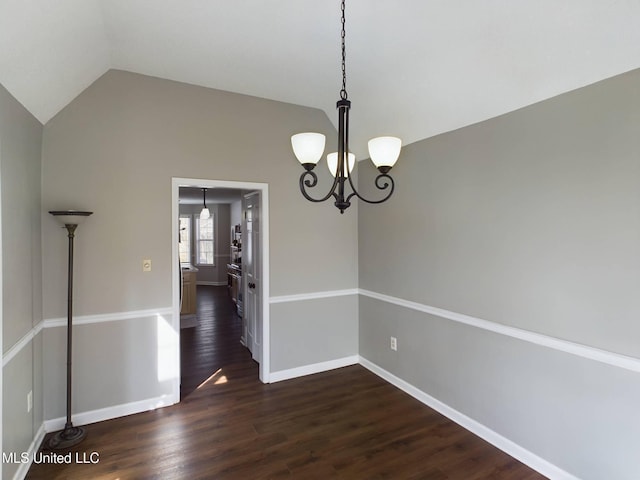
[27,286,546,479]
[180,285,250,399]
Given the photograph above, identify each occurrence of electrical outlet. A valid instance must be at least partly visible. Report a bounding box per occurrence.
[143,259,152,272]
[27,390,32,413]
[390,336,397,351]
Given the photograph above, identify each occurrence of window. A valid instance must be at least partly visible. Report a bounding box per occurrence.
[195,214,214,265]
[178,215,191,264]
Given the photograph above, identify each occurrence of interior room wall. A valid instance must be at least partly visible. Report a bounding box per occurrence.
[230,198,242,228]
[0,82,43,480]
[41,70,359,419]
[357,68,640,479]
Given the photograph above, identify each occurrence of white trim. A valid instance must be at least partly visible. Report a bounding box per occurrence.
[44,394,175,433]
[12,423,46,480]
[261,186,271,383]
[0,139,3,463]
[358,357,579,480]
[270,355,359,383]
[359,289,640,374]
[43,307,173,329]
[270,288,359,304]
[196,281,227,286]
[3,321,44,367]
[4,307,175,368]
[172,180,182,404]
[6,287,636,378]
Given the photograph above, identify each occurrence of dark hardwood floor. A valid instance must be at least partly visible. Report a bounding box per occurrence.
[27,286,545,479]
[180,285,249,399]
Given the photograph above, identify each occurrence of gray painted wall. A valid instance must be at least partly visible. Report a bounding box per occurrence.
[42,70,358,315]
[230,198,242,228]
[358,69,640,479]
[41,70,359,417]
[44,316,175,419]
[1,82,43,480]
[271,295,358,372]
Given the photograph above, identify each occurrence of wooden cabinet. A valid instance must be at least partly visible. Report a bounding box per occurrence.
[181,270,197,315]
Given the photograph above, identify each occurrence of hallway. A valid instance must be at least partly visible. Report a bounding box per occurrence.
[180,285,252,399]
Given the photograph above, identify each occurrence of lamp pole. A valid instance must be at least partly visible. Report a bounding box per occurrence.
[48,211,92,449]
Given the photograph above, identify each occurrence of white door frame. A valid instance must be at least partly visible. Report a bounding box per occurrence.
[171,177,271,403]
[0,139,4,460]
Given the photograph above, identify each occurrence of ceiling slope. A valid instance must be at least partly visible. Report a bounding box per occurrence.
[0,0,111,123]
[1,0,639,157]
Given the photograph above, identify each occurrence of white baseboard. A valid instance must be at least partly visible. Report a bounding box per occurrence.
[12,423,45,480]
[358,356,579,480]
[43,394,177,433]
[269,355,359,383]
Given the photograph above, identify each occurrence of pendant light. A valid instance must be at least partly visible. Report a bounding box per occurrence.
[291,0,401,213]
[200,188,210,220]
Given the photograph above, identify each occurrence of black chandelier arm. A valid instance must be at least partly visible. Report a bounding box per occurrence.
[344,171,395,205]
[299,170,341,203]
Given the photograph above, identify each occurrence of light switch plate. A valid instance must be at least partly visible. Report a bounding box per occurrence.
[143,259,152,272]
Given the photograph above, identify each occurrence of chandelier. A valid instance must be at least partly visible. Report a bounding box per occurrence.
[291,0,401,214]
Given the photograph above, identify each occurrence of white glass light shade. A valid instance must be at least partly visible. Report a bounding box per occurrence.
[327,152,356,178]
[291,133,326,165]
[368,136,402,169]
[49,210,93,226]
[200,207,210,220]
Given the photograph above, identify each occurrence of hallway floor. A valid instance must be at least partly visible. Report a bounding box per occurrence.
[180,285,251,399]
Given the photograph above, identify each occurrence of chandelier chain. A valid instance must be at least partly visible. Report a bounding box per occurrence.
[340,0,347,100]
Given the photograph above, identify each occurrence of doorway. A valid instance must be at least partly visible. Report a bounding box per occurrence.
[171,178,270,404]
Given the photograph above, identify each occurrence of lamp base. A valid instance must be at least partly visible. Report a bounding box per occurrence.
[47,425,87,450]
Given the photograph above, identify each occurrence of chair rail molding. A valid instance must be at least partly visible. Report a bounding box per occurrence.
[359,288,640,374]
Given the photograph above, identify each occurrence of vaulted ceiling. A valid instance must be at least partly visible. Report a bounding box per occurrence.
[1,0,639,158]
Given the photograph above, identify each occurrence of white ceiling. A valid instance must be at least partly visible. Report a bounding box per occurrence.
[179,187,241,205]
[1,0,639,158]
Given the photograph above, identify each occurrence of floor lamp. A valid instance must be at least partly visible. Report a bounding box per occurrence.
[48,210,93,449]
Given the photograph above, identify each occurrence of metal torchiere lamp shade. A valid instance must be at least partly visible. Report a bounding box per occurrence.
[48,210,93,449]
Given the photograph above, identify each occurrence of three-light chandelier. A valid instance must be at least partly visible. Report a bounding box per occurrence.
[291,0,402,214]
